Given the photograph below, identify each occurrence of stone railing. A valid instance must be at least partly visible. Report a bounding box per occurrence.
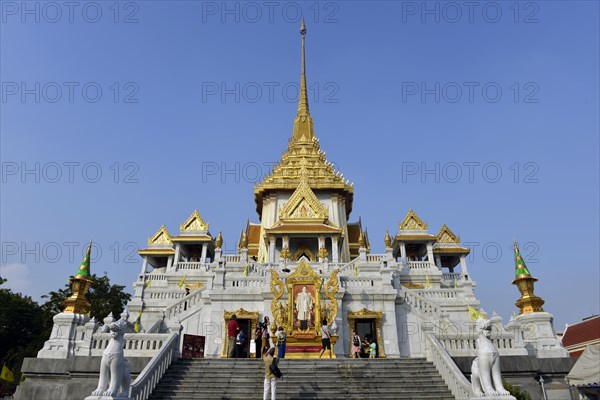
[425,334,473,399]
[91,333,171,357]
[341,278,376,288]
[442,272,463,282]
[366,254,384,262]
[229,276,267,288]
[145,290,187,301]
[164,286,206,320]
[435,330,526,356]
[176,261,210,271]
[415,289,459,300]
[223,254,241,263]
[407,261,435,269]
[401,287,444,319]
[337,257,360,275]
[138,274,168,282]
[129,331,180,400]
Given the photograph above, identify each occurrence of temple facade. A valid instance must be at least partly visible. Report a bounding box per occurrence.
[19,21,575,400]
[122,22,566,361]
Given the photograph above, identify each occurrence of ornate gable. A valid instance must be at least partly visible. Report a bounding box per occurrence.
[180,210,209,232]
[278,171,329,224]
[148,225,171,245]
[437,224,460,244]
[399,209,428,231]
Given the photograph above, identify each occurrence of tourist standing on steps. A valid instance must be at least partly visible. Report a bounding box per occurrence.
[261,316,271,356]
[263,347,279,400]
[351,330,361,359]
[227,314,239,358]
[255,321,264,358]
[276,326,286,358]
[318,319,332,358]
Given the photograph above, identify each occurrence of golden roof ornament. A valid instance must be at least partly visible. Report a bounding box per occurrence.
[358,230,366,248]
[240,231,248,249]
[215,230,223,248]
[400,209,428,231]
[180,210,209,232]
[64,241,94,314]
[148,225,172,245]
[384,230,392,248]
[512,240,545,315]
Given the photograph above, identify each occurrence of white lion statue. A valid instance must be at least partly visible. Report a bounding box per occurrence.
[471,317,511,397]
[90,316,131,398]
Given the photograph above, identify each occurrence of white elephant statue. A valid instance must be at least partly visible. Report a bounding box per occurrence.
[471,317,512,397]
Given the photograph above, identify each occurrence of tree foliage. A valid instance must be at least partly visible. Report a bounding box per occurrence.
[41,274,132,321]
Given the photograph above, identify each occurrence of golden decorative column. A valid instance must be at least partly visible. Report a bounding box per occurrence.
[512,240,545,314]
[63,241,94,314]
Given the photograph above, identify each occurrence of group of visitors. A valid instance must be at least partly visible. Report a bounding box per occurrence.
[351,330,377,358]
[227,315,288,359]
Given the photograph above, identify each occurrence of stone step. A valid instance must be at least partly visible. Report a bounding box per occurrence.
[148,357,455,400]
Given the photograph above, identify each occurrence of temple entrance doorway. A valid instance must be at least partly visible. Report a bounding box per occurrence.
[355,319,377,358]
[236,318,251,358]
[347,308,385,358]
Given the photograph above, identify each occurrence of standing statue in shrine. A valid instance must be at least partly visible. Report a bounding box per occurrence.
[295,286,314,330]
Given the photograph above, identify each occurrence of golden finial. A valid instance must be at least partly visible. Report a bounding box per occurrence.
[215,230,223,248]
[241,231,248,248]
[358,230,366,248]
[384,230,392,248]
[512,239,544,315]
[292,18,314,142]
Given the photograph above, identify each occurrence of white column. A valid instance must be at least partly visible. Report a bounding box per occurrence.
[140,256,148,275]
[201,243,208,263]
[269,238,276,263]
[173,244,181,270]
[435,255,442,270]
[400,243,406,259]
[332,237,339,262]
[460,255,469,275]
[426,243,435,265]
[167,255,173,269]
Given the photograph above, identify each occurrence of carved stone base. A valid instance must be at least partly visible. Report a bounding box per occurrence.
[471,396,516,400]
[84,395,131,400]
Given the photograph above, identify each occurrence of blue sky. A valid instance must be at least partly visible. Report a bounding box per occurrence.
[1,1,598,330]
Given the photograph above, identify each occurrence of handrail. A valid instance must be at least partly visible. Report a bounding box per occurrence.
[337,257,360,274]
[129,331,179,400]
[164,286,206,320]
[426,334,473,399]
[401,286,444,318]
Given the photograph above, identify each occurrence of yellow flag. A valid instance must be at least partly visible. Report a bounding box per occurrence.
[513,310,518,319]
[20,372,25,384]
[1,364,15,382]
[454,279,458,289]
[468,305,487,321]
[242,262,249,276]
[177,274,187,288]
[425,274,430,289]
[134,309,143,333]
[145,279,152,288]
[353,262,359,277]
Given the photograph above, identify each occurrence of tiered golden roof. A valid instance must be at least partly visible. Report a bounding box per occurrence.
[253,20,354,217]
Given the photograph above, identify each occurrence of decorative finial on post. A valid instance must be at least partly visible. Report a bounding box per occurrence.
[512,240,545,315]
[64,240,94,314]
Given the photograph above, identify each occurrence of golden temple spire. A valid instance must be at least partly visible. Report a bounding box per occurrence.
[292,18,315,142]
